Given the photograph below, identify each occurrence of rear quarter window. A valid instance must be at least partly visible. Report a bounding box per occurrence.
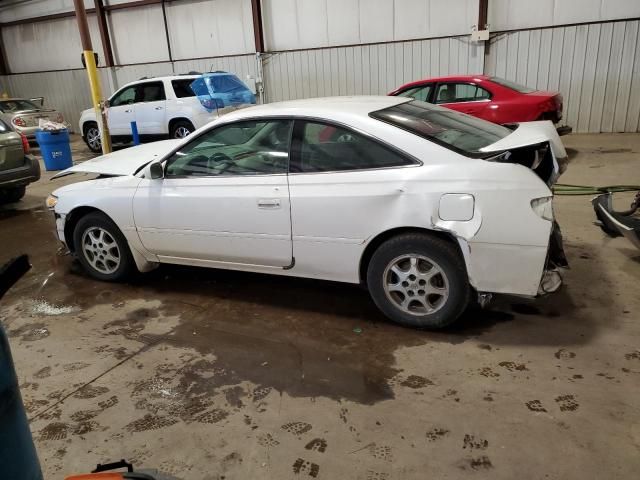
[171,79,196,98]
[371,100,511,156]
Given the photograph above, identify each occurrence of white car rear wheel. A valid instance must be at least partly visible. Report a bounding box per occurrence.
[367,233,470,329]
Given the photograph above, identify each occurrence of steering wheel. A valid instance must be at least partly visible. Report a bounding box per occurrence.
[336,133,355,143]
[210,152,235,173]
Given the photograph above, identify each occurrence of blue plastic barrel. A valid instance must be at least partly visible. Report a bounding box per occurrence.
[34,129,73,171]
[0,325,43,480]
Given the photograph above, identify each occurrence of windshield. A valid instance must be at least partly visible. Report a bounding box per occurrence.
[489,77,537,93]
[0,99,39,113]
[371,100,511,155]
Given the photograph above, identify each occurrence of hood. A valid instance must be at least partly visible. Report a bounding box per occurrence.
[52,139,181,179]
[480,121,567,160]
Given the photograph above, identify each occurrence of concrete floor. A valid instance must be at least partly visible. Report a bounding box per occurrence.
[1,134,639,479]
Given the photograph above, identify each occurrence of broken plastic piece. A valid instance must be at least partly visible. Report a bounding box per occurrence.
[539,268,563,295]
[592,193,640,250]
[477,293,493,308]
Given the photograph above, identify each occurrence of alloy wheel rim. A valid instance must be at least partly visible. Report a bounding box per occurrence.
[383,254,449,316]
[87,128,101,150]
[81,227,120,274]
[174,126,191,138]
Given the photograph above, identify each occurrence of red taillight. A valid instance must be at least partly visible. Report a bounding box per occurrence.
[554,95,563,110]
[13,117,26,127]
[20,134,29,154]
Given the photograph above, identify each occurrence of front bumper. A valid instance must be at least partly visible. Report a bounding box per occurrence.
[0,156,41,188]
[54,213,67,245]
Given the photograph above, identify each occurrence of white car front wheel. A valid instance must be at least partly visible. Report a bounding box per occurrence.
[73,212,134,281]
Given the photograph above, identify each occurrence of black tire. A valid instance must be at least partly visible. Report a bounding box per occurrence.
[170,120,195,139]
[366,233,470,329]
[0,186,26,203]
[83,122,102,153]
[73,212,134,281]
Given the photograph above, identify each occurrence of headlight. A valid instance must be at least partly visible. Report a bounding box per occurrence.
[45,194,58,210]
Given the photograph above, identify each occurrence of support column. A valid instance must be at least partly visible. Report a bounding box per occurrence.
[73,0,112,153]
[95,0,114,67]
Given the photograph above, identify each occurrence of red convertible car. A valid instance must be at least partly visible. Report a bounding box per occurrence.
[389,75,569,133]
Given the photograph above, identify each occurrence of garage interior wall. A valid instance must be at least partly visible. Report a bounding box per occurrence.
[0,0,639,133]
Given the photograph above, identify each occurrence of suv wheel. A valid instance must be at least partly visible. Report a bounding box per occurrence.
[170,120,194,139]
[367,233,470,329]
[83,122,102,153]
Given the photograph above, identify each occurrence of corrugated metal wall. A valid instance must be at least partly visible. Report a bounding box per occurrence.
[485,19,640,133]
[261,0,477,51]
[0,70,93,132]
[2,0,639,134]
[263,36,484,102]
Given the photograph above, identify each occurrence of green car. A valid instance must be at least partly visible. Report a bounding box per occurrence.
[0,119,40,203]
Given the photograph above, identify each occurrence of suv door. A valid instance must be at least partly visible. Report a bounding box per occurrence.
[434,82,491,117]
[107,85,137,135]
[133,119,294,267]
[134,81,167,135]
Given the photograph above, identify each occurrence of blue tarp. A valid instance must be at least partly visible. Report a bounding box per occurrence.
[190,72,256,112]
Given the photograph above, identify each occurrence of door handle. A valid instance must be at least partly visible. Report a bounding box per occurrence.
[125,109,133,113]
[258,199,281,208]
[154,106,163,110]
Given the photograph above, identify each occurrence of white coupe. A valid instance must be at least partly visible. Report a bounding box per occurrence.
[48,96,568,328]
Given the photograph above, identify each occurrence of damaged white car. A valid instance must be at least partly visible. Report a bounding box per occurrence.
[47,97,567,329]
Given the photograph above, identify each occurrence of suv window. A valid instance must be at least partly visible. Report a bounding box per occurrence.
[435,83,491,104]
[172,79,196,98]
[371,100,510,155]
[137,82,166,102]
[165,120,292,177]
[110,86,137,107]
[292,121,414,173]
[397,84,433,102]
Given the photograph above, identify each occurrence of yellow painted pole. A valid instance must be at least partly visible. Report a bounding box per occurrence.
[82,50,111,153]
[73,0,111,154]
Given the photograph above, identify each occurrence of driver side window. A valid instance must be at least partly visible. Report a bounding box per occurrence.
[165,119,292,177]
[110,86,137,107]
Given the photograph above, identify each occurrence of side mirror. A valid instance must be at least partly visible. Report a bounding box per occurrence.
[143,161,164,180]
